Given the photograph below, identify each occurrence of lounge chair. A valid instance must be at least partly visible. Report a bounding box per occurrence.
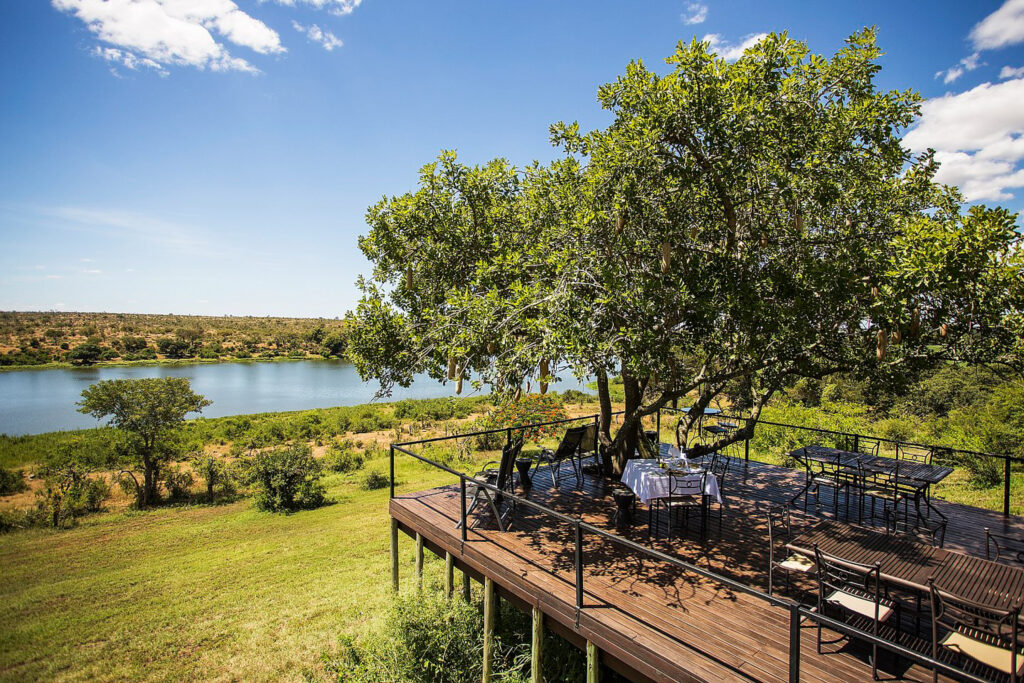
[459,438,523,531]
[537,426,587,487]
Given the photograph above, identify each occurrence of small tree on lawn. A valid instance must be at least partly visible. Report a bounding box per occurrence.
[347,29,1023,475]
[78,378,211,506]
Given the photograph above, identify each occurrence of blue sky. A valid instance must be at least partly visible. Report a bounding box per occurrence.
[2,0,1023,317]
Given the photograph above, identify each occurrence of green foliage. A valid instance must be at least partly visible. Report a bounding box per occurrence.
[348,29,1023,475]
[360,470,389,491]
[192,453,236,502]
[161,465,195,501]
[324,442,364,473]
[246,444,327,512]
[0,466,28,495]
[32,446,111,528]
[78,377,210,506]
[66,342,104,365]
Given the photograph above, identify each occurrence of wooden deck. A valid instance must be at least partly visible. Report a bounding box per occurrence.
[390,456,1024,682]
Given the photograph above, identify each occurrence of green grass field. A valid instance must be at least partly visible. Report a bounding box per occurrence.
[0,456,455,682]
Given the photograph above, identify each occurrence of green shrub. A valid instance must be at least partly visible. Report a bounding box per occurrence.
[162,466,195,501]
[478,394,568,444]
[0,466,28,495]
[246,444,327,512]
[361,470,389,491]
[324,444,364,473]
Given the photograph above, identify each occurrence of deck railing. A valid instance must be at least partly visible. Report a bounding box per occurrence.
[657,405,1019,517]
[389,415,991,683]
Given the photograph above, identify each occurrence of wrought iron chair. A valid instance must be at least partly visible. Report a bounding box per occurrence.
[803,451,851,518]
[814,545,899,680]
[929,582,1024,683]
[895,443,935,509]
[459,438,523,531]
[766,505,814,597]
[707,453,730,523]
[652,468,708,539]
[985,528,1024,566]
[537,425,587,487]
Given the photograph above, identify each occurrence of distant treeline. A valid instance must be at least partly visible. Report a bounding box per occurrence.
[0,311,347,367]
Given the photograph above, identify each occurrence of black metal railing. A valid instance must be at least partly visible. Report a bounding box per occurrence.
[389,417,991,683]
[658,405,1020,517]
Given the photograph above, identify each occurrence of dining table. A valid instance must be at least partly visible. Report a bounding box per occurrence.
[787,519,1024,612]
[620,453,722,506]
[789,444,954,524]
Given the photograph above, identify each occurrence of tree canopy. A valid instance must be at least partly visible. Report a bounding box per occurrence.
[78,377,211,505]
[347,29,1023,474]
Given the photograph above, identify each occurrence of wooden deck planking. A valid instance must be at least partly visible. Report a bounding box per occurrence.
[391,455,1022,682]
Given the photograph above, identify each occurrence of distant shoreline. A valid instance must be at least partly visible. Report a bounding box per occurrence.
[0,355,342,373]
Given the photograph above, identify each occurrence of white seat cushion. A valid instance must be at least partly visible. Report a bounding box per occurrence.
[779,554,814,573]
[825,590,893,622]
[941,631,1024,676]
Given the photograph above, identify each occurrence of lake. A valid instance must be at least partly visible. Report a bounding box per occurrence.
[0,360,593,436]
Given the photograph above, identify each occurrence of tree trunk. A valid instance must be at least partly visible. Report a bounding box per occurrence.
[595,369,615,475]
[608,372,643,477]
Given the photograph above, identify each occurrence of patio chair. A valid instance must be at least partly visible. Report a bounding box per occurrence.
[459,438,524,531]
[803,450,851,518]
[708,453,730,522]
[929,582,1024,683]
[895,442,936,515]
[985,528,1024,566]
[652,468,708,539]
[537,425,587,487]
[814,545,900,680]
[887,507,947,548]
[766,505,814,597]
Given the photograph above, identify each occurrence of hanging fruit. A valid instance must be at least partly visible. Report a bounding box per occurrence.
[447,356,456,381]
[910,307,921,338]
[940,323,949,338]
[892,328,902,345]
[760,233,768,249]
[456,377,463,395]
[661,242,672,273]
[871,285,879,299]
[405,268,413,289]
[616,214,625,234]
[487,341,496,355]
[689,225,698,241]
[877,329,888,360]
[539,358,549,395]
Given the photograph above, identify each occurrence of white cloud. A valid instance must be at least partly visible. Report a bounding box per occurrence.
[935,52,983,84]
[904,77,1024,201]
[80,258,93,262]
[52,0,287,74]
[681,2,707,25]
[292,21,343,51]
[971,0,1024,50]
[702,33,768,62]
[82,269,103,275]
[1001,65,1024,79]
[274,0,362,17]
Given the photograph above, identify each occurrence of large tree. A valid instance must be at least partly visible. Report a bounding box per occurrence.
[348,30,1023,475]
[78,377,210,506]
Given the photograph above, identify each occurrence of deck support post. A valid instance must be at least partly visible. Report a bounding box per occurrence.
[415,532,424,588]
[788,604,801,683]
[444,551,454,598]
[531,606,543,683]
[390,518,399,593]
[483,577,495,683]
[462,569,471,602]
[586,641,599,683]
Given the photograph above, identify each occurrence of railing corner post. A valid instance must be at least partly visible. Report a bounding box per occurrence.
[789,603,801,683]
[574,520,584,621]
[1005,455,1012,517]
[460,475,468,543]
[389,445,396,499]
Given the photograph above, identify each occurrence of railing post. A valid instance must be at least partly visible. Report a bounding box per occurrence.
[574,521,584,620]
[389,445,395,499]
[656,409,661,442]
[593,414,600,464]
[1005,455,1012,517]
[507,428,512,448]
[460,476,468,543]
[853,434,859,453]
[789,604,801,683]
[744,436,749,463]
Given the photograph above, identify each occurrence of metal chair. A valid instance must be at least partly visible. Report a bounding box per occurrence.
[929,582,1024,683]
[814,545,899,680]
[985,528,1024,566]
[652,468,708,539]
[537,426,586,487]
[766,505,814,597]
[708,453,730,521]
[460,438,523,531]
[804,452,851,518]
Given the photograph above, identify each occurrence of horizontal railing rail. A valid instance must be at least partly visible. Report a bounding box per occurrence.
[389,423,989,683]
[659,404,1019,517]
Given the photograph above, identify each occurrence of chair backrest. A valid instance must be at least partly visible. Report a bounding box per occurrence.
[889,510,946,548]
[553,426,587,460]
[710,452,730,480]
[986,528,1024,565]
[495,438,524,494]
[767,505,793,556]
[930,583,1023,665]
[579,423,597,454]
[897,443,933,465]
[668,469,706,498]
[814,546,882,608]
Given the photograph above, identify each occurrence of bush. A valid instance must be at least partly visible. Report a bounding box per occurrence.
[0,466,28,495]
[192,453,236,502]
[246,444,327,512]
[324,443,364,473]
[162,466,195,501]
[478,394,569,444]
[361,470,389,491]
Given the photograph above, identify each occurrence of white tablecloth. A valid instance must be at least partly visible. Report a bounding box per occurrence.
[621,458,722,505]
